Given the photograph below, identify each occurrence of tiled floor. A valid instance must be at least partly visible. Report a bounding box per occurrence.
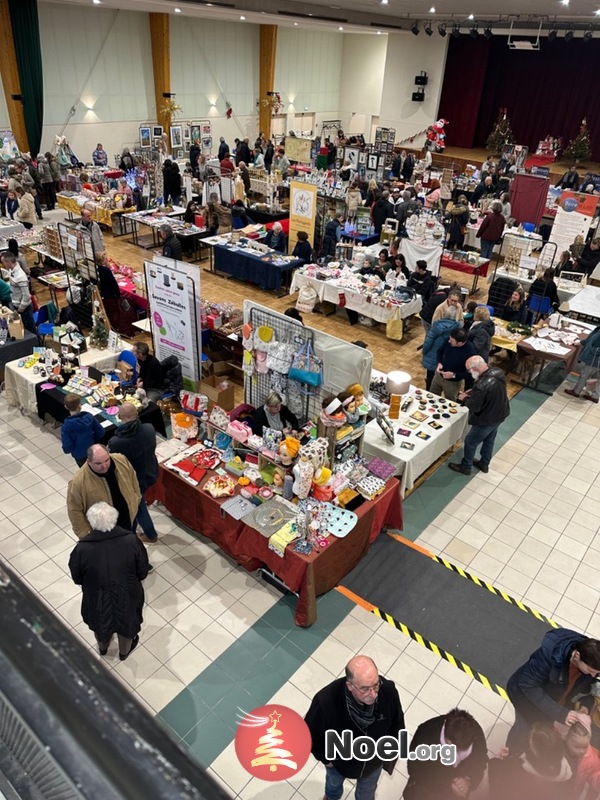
[2,376,600,799]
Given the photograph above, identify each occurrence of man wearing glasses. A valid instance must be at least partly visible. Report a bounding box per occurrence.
[305,655,405,800]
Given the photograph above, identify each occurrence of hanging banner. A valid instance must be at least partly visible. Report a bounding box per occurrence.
[288,180,317,253]
[285,137,312,164]
[549,191,599,255]
[144,260,198,387]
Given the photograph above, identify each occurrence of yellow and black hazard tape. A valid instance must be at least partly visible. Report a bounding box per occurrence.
[372,606,510,702]
[429,553,558,630]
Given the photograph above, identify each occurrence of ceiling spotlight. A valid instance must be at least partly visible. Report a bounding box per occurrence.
[411,21,420,35]
[338,25,344,30]
[174,6,181,11]
[381,0,388,4]
[438,22,447,36]
[294,22,298,26]
[584,26,594,40]
[451,23,461,37]
[596,9,600,15]
[425,22,433,35]
[469,24,478,39]
[565,26,574,41]
[429,6,436,12]
[548,26,558,40]
[483,25,493,39]
[468,13,474,20]
[240,15,245,20]
[377,30,382,34]
[92,0,101,4]
[561,0,569,5]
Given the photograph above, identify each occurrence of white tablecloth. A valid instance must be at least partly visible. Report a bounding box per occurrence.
[486,268,582,305]
[289,273,422,327]
[567,285,600,320]
[465,225,543,256]
[4,343,130,415]
[362,393,469,495]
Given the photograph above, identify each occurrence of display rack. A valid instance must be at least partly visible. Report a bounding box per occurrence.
[58,222,99,330]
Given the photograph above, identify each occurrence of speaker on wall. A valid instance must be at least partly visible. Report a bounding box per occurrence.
[412,90,425,102]
[414,74,428,86]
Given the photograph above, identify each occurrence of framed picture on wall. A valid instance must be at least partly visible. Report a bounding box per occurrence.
[152,125,163,139]
[344,147,360,170]
[183,124,191,141]
[201,136,212,151]
[170,125,183,149]
[367,153,378,171]
[202,123,212,135]
[153,138,162,148]
[175,149,184,160]
[190,122,202,144]
[139,126,152,149]
[358,151,367,165]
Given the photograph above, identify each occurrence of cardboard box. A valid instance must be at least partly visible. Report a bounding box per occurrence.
[201,374,235,411]
[213,360,233,376]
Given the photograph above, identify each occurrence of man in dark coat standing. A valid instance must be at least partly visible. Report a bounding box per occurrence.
[505,628,600,755]
[371,191,394,234]
[305,655,404,800]
[448,355,510,475]
[69,501,149,660]
[108,403,159,544]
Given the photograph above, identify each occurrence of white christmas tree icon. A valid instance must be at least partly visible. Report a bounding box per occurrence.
[246,710,297,773]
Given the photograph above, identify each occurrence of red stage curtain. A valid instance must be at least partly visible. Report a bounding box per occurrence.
[438,37,600,160]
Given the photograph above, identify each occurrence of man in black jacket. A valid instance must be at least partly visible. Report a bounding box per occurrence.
[133,341,163,401]
[448,355,510,475]
[108,403,159,544]
[574,238,600,276]
[395,190,420,230]
[305,655,405,800]
[159,224,183,261]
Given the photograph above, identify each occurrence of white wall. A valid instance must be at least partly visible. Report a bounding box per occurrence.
[171,17,260,146]
[274,28,343,130]
[338,33,387,134]
[38,3,155,162]
[379,32,448,148]
[0,87,9,129]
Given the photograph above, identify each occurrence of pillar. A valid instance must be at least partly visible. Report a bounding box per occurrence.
[0,0,29,152]
[259,25,278,141]
[149,13,171,135]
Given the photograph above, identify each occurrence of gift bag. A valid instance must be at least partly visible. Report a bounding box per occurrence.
[8,315,24,340]
[386,307,403,341]
[288,340,323,387]
[209,405,230,429]
[296,284,318,313]
[266,339,295,374]
[180,390,208,416]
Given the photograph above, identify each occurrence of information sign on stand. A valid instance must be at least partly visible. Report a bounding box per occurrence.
[549,191,599,254]
[289,181,317,252]
[144,260,199,388]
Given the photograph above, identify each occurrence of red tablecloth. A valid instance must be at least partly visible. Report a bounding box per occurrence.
[441,255,490,278]
[525,154,556,169]
[146,467,402,626]
[116,277,148,311]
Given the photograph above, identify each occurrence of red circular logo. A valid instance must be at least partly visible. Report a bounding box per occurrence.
[234,704,312,781]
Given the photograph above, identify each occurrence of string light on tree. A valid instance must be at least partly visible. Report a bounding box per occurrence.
[563,118,592,164]
[485,107,515,154]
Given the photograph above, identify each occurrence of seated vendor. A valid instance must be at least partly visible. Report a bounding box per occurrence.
[265,221,287,253]
[291,231,313,264]
[252,391,299,435]
[386,253,410,288]
[527,267,560,313]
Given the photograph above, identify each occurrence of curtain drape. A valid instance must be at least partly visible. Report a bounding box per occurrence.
[8,0,43,156]
[438,36,600,160]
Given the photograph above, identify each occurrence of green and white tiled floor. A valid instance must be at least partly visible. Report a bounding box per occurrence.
[2,380,600,799]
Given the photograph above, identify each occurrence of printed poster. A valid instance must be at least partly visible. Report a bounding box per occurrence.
[549,191,599,255]
[288,180,317,253]
[144,261,198,384]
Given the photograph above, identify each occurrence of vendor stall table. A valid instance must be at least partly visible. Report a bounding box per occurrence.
[35,384,166,437]
[247,208,289,225]
[4,344,132,415]
[146,466,402,626]
[362,391,470,495]
[441,254,490,295]
[115,276,148,311]
[0,332,38,382]
[56,194,136,228]
[340,232,381,247]
[210,242,302,292]
[486,268,582,307]
[290,271,422,333]
[28,245,65,267]
[566,286,600,323]
[517,320,594,394]
[0,219,24,239]
[128,209,207,259]
[465,224,543,256]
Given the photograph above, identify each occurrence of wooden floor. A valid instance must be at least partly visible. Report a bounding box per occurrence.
[29,223,524,401]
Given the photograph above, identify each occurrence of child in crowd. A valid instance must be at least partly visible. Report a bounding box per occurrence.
[6,190,18,220]
[61,393,105,467]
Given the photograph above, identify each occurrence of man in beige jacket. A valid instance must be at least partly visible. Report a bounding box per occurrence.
[67,445,141,539]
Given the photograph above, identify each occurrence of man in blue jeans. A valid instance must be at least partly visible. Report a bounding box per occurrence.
[108,403,159,543]
[305,655,405,800]
[448,355,510,476]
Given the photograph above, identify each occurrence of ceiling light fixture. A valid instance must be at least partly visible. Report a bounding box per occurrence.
[381,0,388,4]
[92,0,101,4]
[377,30,382,34]
[548,25,558,40]
[411,21,420,35]
[425,22,433,35]
[596,9,600,15]
[174,7,181,12]
[338,25,344,30]
[560,0,569,5]
[584,26,594,40]
[483,25,492,38]
[451,23,461,37]
[294,22,298,26]
[564,25,574,40]
[468,13,474,20]
[240,15,245,20]
[429,6,436,12]
[438,23,447,36]
[469,24,478,38]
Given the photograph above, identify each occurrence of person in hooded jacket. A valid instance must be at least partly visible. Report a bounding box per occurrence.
[69,501,148,661]
[371,191,394,234]
[108,403,159,544]
[61,393,105,467]
[422,307,461,390]
[37,153,56,210]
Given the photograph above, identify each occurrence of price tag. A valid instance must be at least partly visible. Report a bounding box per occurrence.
[67,234,78,251]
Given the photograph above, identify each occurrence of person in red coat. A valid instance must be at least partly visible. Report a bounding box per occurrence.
[476,201,505,261]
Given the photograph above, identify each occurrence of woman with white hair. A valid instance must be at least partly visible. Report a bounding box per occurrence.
[68,501,149,661]
[265,221,287,253]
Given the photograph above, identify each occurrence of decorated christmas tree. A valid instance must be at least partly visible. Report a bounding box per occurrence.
[89,314,109,349]
[485,108,515,154]
[563,118,592,164]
